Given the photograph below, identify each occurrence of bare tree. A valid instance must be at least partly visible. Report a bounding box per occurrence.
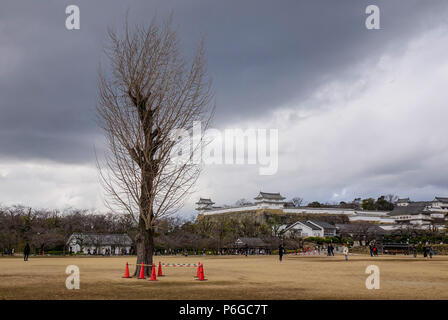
[213,216,235,251]
[291,197,303,207]
[235,198,252,206]
[266,215,283,237]
[385,194,399,204]
[97,15,213,275]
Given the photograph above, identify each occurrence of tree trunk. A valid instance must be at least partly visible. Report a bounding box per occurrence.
[132,159,155,277]
[133,217,154,277]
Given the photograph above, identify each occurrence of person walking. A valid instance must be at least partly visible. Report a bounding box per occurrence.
[278,244,284,262]
[373,245,378,256]
[343,244,349,261]
[23,243,30,261]
[369,243,374,257]
[412,245,417,258]
[423,245,428,259]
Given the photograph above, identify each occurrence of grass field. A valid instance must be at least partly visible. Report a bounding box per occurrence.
[1,254,448,299]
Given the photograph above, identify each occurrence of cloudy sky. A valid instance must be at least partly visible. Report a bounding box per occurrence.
[1,0,448,216]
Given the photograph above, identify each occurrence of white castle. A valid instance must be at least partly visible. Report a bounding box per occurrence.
[196,191,448,230]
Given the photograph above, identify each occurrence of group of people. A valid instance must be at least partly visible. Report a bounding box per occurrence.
[403,244,436,259]
[13,240,440,262]
[86,248,97,255]
[2,248,15,256]
[278,243,351,261]
[278,241,438,262]
[369,242,379,257]
[3,243,29,260]
[5,243,32,261]
[85,248,129,255]
[154,247,273,256]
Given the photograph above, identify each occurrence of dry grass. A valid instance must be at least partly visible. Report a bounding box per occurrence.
[1,254,447,300]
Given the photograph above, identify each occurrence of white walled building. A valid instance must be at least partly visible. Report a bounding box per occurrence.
[279,220,338,238]
[389,197,447,229]
[280,220,338,238]
[280,220,324,238]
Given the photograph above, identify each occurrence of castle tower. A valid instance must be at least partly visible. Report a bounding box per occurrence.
[254,192,285,209]
[195,198,215,212]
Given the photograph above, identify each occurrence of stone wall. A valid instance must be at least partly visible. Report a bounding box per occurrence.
[198,210,350,225]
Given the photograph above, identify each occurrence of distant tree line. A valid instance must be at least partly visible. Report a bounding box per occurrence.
[289,194,398,211]
[0,206,134,255]
[0,206,284,254]
[153,215,283,253]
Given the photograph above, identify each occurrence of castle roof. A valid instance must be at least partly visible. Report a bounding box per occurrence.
[434,197,448,203]
[196,198,215,205]
[389,201,430,216]
[308,220,337,230]
[283,220,322,232]
[302,221,322,231]
[254,192,285,201]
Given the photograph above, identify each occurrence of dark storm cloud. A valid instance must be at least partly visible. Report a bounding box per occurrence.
[0,0,447,164]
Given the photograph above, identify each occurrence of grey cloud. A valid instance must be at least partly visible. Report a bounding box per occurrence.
[1,0,448,163]
[1,0,448,210]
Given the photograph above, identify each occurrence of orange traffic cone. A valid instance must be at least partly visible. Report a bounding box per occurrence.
[122,262,131,278]
[138,263,145,279]
[157,262,164,277]
[149,264,157,281]
[195,262,200,278]
[196,263,207,281]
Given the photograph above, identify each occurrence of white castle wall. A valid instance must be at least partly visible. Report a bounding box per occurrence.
[199,205,392,224]
[349,215,395,223]
[200,205,260,216]
[283,208,355,215]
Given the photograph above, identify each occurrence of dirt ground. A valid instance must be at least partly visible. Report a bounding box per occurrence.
[1,254,447,299]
